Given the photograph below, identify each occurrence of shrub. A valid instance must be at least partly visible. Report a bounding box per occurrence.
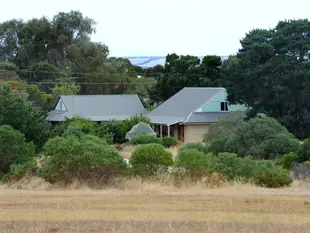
[132,135,162,145]
[97,120,124,144]
[39,135,127,184]
[6,158,37,181]
[211,152,293,187]
[130,144,173,176]
[282,152,298,170]
[206,117,300,159]
[298,139,310,162]
[211,153,255,181]
[253,161,292,188]
[0,84,50,149]
[162,137,178,148]
[176,149,212,182]
[51,117,97,137]
[180,142,208,154]
[0,125,36,174]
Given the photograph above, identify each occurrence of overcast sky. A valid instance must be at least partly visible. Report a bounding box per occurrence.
[1,0,309,57]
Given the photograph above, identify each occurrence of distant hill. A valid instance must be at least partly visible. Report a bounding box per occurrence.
[123,56,229,68]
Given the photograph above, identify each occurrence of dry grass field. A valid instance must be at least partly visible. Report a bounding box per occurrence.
[0,178,310,233]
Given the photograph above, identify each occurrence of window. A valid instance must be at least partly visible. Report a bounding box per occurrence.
[221,102,228,111]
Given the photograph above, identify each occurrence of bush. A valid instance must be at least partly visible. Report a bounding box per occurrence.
[162,137,178,148]
[253,161,292,188]
[0,125,36,174]
[176,149,212,182]
[211,153,255,181]
[51,117,97,137]
[5,158,37,181]
[97,120,124,144]
[130,144,173,176]
[132,135,162,145]
[282,152,298,170]
[0,84,50,149]
[39,135,127,184]
[205,117,300,159]
[180,142,208,154]
[298,139,310,162]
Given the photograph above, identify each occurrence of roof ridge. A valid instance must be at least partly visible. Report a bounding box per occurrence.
[182,87,225,89]
[61,94,138,97]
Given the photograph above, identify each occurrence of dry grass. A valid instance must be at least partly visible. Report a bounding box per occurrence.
[1,178,310,233]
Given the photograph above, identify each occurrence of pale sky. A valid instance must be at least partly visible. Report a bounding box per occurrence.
[1,0,309,57]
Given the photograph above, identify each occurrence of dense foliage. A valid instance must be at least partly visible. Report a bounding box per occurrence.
[131,135,163,145]
[282,152,299,170]
[175,149,212,181]
[211,153,292,188]
[225,19,310,139]
[297,139,310,162]
[0,85,50,149]
[205,116,300,160]
[0,125,35,174]
[130,144,173,176]
[161,137,178,148]
[39,135,127,184]
[179,142,208,154]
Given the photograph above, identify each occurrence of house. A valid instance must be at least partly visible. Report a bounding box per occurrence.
[47,94,146,122]
[148,87,248,143]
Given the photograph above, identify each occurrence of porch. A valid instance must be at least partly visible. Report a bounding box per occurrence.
[152,124,184,142]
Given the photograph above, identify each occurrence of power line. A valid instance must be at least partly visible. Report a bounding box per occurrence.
[0,69,163,76]
[26,81,155,85]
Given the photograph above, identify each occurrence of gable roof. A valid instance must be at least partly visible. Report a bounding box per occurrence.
[148,87,226,125]
[47,94,146,122]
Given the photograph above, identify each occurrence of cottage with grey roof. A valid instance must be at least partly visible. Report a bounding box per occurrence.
[148,87,248,143]
[47,94,146,122]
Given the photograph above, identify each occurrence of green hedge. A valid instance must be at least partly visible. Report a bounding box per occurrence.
[179,142,208,154]
[282,152,298,170]
[130,144,173,176]
[162,137,178,148]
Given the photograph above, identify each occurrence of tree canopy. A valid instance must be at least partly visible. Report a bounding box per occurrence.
[225,19,310,138]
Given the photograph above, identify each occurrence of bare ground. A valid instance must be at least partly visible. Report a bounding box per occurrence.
[0,179,310,233]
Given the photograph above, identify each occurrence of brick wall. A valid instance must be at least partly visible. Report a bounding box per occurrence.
[184,124,210,143]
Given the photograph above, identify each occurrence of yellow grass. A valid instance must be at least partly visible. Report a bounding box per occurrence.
[0,178,310,232]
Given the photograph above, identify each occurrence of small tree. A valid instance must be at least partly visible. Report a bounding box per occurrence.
[162,137,178,148]
[0,125,35,174]
[298,139,310,162]
[97,120,124,144]
[282,152,299,170]
[176,149,212,182]
[180,142,208,154]
[130,144,173,176]
[0,84,50,149]
[40,135,127,184]
[206,116,300,159]
[50,117,97,137]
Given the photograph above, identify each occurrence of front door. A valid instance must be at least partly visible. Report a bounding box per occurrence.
[178,124,184,142]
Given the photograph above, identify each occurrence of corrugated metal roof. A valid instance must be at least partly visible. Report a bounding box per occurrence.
[184,112,230,124]
[148,87,225,125]
[47,94,146,122]
[148,116,185,125]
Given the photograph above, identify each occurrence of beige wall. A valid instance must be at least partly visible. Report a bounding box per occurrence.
[184,124,210,143]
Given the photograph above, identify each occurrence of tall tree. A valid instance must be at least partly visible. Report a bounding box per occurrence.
[154,53,223,101]
[226,19,310,138]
